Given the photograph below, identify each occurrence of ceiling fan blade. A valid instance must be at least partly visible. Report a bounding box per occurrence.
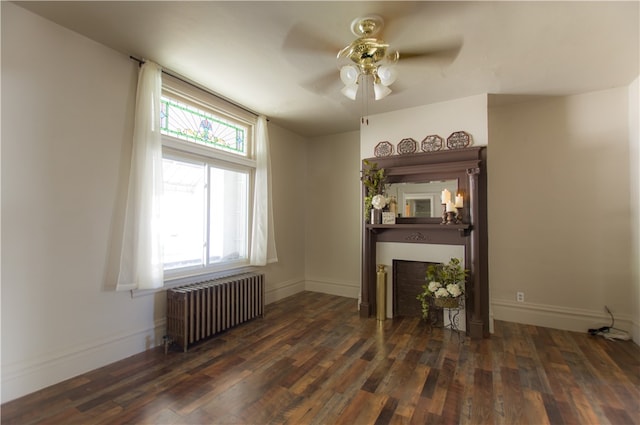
[299,69,341,95]
[282,23,343,56]
[388,80,409,95]
[398,37,463,65]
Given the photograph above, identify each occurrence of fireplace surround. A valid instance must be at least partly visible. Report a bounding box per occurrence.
[360,147,488,338]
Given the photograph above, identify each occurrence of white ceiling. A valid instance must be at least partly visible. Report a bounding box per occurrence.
[15,1,639,138]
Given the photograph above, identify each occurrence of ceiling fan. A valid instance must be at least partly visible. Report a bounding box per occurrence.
[335,14,461,102]
[337,15,400,101]
[282,12,462,109]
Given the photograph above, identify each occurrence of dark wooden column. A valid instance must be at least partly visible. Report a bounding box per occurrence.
[360,220,374,317]
[466,166,483,339]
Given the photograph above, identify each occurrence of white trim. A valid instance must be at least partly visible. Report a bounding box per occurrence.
[491,298,634,334]
[162,137,256,168]
[132,266,259,298]
[305,276,360,299]
[265,277,305,304]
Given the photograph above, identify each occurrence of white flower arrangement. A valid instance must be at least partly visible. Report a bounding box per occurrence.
[371,194,388,210]
[426,281,463,298]
[416,258,468,320]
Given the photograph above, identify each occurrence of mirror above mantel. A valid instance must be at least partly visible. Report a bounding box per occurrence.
[386,180,458,220]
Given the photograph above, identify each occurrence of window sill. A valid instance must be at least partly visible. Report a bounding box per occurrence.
[130,265,259,298]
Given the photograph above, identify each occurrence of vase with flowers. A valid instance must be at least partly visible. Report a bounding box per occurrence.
[416,257,468,320]
[361,159,387,223]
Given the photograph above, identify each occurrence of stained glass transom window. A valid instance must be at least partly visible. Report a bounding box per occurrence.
[160,96,247,156]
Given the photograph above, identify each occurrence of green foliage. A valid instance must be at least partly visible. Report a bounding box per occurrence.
[361,160,387,222]
[416,258,469,320]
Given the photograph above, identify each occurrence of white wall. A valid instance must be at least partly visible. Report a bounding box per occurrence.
[2,3,149,402]
[304,131,361,299]
[0,3,309,402]
[261,123,308,303]
[488,89,634,334]
[360,94,489,158]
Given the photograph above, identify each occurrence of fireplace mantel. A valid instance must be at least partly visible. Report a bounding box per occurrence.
[360,147,489,338]
[367,223,471,238]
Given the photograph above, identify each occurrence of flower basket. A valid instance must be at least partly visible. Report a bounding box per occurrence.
[433,297,460,309]
[417,258,468,321]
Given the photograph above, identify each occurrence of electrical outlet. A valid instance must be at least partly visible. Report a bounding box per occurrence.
[516,291,525,302]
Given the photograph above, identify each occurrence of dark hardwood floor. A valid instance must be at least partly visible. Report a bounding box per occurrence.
[2,292,639,424]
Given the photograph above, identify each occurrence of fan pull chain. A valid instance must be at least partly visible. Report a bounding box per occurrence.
[360,74,369,125]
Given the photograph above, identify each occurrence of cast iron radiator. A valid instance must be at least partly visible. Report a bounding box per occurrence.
[166,272,264,352]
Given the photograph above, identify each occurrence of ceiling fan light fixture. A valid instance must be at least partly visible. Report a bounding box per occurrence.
[337,16,405,103]
[377,65,397,86]
[341,84,358,100]
[373,82,392,100]
[340,65,359,85]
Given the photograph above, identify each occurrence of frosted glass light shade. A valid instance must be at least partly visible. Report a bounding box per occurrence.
[373,82,391,100]
[341,84,358,100]
[340,65,359,85]
[377,65,397,86]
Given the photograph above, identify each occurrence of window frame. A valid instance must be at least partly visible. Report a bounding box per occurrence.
[160,76,257,282]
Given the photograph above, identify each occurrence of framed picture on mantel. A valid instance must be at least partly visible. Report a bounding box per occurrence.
[382,212,396,224]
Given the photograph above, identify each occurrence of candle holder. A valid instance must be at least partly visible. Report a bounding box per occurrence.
[445,210,458,225]
[442,204,462,225]
[441,203,448,224]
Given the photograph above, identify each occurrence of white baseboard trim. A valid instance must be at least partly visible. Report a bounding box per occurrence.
[492,298,634,335]
[1,319,166,404]
[265,277,305,305]
[305,277,359,299]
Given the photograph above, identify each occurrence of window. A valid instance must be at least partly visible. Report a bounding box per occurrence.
[160,96,248,156]
[160,78,256,277]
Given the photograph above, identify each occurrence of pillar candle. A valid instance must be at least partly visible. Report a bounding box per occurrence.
[441,189,451,204]
[455,194,463,208]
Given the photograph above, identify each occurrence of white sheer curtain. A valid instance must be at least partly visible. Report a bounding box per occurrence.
[250,115,278,265]
[116,61,164,291]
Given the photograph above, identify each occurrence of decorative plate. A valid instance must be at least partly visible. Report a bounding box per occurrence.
[374,141,393,157]
[397,138,417,155]
[421,135,443,152]
[446,131,472,149]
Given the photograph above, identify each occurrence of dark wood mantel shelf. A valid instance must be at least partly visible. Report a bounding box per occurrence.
[366,223,471,237]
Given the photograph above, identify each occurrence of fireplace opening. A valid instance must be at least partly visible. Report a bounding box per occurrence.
[392,259,440,318]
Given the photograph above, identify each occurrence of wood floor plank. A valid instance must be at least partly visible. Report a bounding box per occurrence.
[392,363,430,419]
[2,291,639,425]
[335,389,387,425]
[522,388,551,425]
[499,366,528,424]
[471,367,495,424]
[428,356,457,415]
[440,378,463,424]
[374,396,399,425]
